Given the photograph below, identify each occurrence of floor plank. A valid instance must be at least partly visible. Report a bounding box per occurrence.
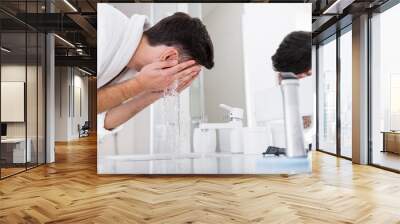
[1,135,400,223]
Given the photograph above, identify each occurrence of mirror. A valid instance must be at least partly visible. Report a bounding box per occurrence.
[97,3,314,174]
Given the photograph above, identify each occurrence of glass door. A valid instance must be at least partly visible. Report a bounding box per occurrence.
[0,0,47,179]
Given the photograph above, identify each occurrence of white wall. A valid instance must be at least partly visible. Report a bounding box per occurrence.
[54,67,89,141]
[55,67,68,141]
[202,4,247,125]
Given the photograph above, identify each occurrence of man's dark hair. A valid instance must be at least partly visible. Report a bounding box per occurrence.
[271,31,311,74]
[143,12,214,69]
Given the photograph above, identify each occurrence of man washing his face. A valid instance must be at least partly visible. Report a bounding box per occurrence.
[97,4,214,140]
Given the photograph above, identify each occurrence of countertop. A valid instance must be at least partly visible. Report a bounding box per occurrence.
[98,152,312,175]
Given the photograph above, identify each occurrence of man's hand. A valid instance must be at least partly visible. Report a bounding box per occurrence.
[177,70,200,93]
[135,60,201,92]
[98,60,201,113]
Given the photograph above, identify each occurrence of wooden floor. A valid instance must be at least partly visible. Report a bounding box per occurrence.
[1,135,400,223]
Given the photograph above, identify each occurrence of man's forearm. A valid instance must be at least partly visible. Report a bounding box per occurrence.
[97,78,144,113]
[103,92,162,130]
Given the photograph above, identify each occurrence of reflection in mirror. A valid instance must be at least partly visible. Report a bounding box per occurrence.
[193,4,315,155]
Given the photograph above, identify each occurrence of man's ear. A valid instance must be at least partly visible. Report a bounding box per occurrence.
[160,47,179,61]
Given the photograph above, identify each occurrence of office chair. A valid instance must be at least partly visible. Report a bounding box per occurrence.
[79,121,90,138]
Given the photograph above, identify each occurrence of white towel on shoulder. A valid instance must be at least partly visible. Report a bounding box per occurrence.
[97,3,149,89]
[96,4,149,141]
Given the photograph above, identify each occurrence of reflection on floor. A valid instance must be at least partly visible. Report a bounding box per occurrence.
[341,147,352,158]
[373,151,400,171]
[0,167,25,177]
[0,162,42,178]
[1,135,400,223]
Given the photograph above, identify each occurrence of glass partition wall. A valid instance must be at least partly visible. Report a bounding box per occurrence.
[316,0,400,171]
[370,2,400,171]
[317,26,353,159]
[0,1,46,179]
[317,35,337,155]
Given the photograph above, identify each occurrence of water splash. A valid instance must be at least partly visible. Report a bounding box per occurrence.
[154,80,181,155]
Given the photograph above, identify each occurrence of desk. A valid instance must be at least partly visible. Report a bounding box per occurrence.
[382,131,400,154]
[1,138,31,163]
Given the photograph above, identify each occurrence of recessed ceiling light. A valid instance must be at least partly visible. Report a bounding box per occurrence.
[1,47,11,53]
[54,34,75,48]
[63,0,78,12]
[78,67,93,76]
[323,0,354,15]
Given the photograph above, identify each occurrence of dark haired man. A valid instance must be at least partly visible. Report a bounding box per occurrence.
[97,5,214,140]
[271,31,311,80]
